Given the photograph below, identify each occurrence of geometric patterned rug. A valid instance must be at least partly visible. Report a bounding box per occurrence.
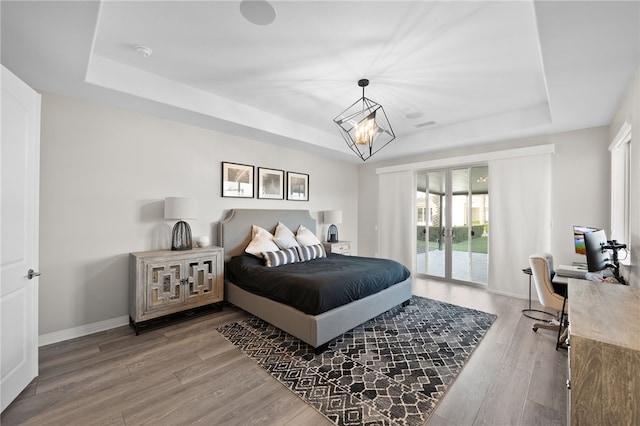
[217,296,496,426]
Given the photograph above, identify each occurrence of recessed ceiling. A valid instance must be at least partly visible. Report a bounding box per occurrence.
[1,1,638,163]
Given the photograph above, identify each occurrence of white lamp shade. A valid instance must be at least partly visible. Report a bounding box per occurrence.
[324,210,343,224]
[164,197,198,220]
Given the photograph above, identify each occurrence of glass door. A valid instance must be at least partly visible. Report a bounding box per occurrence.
[469,167,489,283]
[416,166,488,284]
[416,170,446,278]
[451,168,470,281]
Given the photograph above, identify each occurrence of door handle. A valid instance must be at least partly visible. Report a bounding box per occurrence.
[27,269,41,280]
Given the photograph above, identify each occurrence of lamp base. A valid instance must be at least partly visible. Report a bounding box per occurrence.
[171,221,192,251]
[327,224,339,243]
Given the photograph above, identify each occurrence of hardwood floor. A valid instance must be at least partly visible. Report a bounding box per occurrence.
[1,278,567,425]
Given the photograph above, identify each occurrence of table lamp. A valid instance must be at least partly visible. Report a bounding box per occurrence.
[324,210,342,243]
[165,197,198,250]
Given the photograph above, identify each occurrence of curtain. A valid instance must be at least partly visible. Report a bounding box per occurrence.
[377,171,414,269]
[488,153,551,297]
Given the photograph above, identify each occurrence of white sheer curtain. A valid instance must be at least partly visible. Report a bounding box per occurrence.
[377,171,414,269]
[375,146,553,295]
[488,153,551,297]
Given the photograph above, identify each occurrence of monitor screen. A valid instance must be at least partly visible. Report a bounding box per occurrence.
[584,229,609,272]
[573,225,598,255]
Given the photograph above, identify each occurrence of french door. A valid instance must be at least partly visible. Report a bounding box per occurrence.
[416,166,489,284]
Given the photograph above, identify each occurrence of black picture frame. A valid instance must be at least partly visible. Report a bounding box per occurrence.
[221,162,254,198]
[257,167,285,200]
[286,171,309,201]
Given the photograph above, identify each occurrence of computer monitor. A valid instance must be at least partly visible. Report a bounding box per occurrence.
[584,229,609,272]
[573,225,598,255]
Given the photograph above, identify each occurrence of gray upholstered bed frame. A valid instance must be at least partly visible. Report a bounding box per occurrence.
[220,208,412,350]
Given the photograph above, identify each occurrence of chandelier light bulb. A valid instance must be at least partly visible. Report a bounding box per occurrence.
[355,116,377,145]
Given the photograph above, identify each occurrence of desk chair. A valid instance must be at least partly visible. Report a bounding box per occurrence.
[529,253,568,350]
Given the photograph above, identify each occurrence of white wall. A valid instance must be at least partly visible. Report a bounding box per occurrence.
[549,127,611,266]
[39,92,359,337]
[358,127,611,294]
[609,68,640,288]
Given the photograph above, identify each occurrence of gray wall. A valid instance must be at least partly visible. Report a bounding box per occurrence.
[549,127,611,264]
[39,92,359,336]
[38,67,639,338]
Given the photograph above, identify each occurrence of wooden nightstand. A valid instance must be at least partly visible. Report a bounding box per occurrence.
[129,246,224,333]
[322,241,351,255]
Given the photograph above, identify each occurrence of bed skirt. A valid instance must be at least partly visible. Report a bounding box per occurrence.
[224,277,412,348]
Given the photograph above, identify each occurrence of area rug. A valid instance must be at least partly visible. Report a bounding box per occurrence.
[217,296,496,426]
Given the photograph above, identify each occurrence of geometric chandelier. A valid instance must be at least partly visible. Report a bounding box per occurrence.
[333,78,396,162]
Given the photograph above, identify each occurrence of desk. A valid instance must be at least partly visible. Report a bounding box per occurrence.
[552,275,568,285]
[521,267,555,320]
[567,279,640,425]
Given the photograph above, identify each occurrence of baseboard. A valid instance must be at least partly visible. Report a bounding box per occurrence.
[487,287,534,301]
[38,315,129,347]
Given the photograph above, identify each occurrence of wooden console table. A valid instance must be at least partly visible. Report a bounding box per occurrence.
[129,247,224,333]
[567,279,640,425]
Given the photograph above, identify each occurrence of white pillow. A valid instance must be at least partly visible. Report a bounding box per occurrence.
[273,222,300,249]
[295,224,322,246]
[245,225,279,258]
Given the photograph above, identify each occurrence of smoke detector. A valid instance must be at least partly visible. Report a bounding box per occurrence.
[135,45,153,58]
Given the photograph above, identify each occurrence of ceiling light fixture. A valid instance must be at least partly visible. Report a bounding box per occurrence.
[333,79,395,162]
[240,0,276,25]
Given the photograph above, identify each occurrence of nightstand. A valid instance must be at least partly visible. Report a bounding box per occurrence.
[322,241,351,255]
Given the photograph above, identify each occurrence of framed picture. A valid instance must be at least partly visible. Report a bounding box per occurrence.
[222,162,254,198]
[257,167,285,199]
[287,171,309,201]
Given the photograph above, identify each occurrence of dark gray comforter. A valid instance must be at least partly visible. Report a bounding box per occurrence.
[225,253,410,315]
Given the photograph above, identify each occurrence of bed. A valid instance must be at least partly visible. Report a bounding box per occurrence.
[220,208,412,352]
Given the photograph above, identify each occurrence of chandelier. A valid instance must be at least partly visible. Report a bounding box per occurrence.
[333,79,395,161]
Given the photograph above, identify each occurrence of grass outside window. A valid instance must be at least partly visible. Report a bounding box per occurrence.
[417,236,488,254]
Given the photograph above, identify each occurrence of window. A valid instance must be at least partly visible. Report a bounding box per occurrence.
[609,122,631,264]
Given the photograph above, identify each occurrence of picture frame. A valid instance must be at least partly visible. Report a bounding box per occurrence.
[257,167,285,200]
[221,162,254,198]
[286,171,309,201]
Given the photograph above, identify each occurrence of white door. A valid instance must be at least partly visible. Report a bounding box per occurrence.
[1,65,41,412]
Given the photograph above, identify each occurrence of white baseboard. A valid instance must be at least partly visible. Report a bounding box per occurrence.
[487,287,533,301]
[38,315,129,347]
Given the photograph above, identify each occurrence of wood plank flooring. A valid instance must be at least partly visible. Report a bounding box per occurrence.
[1,278,567,425]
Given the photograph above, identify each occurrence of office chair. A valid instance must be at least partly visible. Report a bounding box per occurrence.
[529,253,569,350]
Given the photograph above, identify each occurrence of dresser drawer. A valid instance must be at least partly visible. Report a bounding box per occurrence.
[322,241,351,255]
[333,243,350,253]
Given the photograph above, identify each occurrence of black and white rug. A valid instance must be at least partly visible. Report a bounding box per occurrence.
[217,296,496,426]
